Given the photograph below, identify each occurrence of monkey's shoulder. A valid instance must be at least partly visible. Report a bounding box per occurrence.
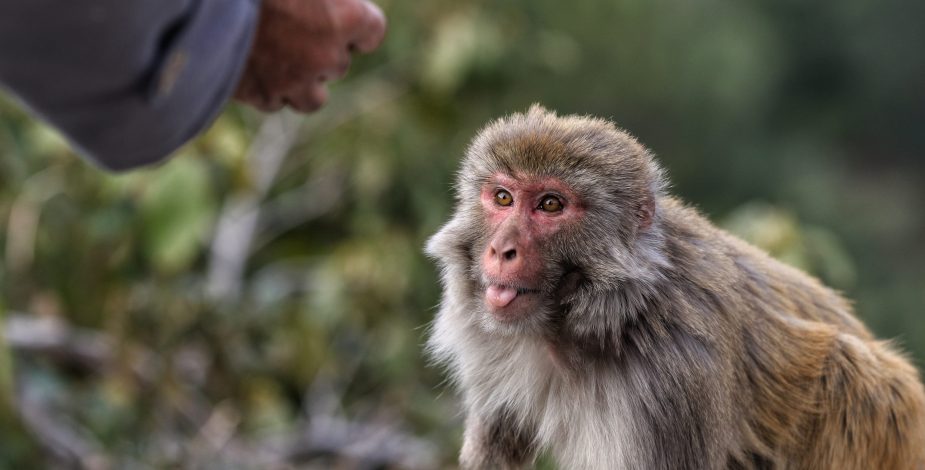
[657,197,868,336]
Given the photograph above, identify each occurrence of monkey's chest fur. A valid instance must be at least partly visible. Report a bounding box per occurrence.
[473,335,641,468]
[431,300,663,469]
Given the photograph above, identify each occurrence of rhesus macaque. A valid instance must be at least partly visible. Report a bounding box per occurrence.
[426,105,925,469]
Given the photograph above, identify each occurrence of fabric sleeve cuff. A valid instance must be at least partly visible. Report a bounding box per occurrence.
[86,0,261,171]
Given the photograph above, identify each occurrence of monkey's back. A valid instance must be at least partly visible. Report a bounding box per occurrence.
[659,197,869,333]
[660,197,925,469]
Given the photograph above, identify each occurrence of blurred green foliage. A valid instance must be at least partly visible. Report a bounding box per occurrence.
[1,0,924,467]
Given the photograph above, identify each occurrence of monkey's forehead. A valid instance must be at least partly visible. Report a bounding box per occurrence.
[462,108,654,180]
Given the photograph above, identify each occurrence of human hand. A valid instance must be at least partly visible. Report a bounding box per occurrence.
[233,0,386,112]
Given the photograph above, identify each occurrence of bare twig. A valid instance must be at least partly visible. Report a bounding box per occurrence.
[286,413,439,470]
[4,168,64,273]
[185,400,244,466]
[5,314,111,368]
[3,313,159,383]
[206,112,303,301]
[17,384,111,470]
[252,165,347,253]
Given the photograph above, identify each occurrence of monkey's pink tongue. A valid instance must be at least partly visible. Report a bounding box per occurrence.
[486,285,518,309]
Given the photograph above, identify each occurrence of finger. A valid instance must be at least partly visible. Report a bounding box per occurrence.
[233,72,259,104]
[234,67,285,112]
[340,0,387,54]
[286,81,328,113]
[311,48,351,81]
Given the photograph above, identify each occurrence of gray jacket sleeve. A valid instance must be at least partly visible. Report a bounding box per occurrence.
[0,0,260,170]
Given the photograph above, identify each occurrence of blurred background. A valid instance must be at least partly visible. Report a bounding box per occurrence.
[1,0,924,468]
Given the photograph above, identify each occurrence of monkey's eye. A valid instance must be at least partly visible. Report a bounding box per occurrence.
[494,190,514,207]
[540,196,563,212]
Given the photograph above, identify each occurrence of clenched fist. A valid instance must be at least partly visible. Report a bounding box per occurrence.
[233,0,386,112]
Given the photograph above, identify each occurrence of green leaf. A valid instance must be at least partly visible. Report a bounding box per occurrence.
[0,300,13,419]
[422,9,505,95]
[139,157,215,273]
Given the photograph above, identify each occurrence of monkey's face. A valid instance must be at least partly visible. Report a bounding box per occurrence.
[476,172,586,328]
[428,105,669,339]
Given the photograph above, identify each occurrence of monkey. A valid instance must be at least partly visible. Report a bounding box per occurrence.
[425,105,925,470]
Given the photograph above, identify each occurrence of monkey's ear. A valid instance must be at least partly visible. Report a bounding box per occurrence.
[425,216,470,263]
[636,195,656,230]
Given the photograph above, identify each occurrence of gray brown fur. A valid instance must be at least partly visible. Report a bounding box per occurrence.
[426,106,925,469]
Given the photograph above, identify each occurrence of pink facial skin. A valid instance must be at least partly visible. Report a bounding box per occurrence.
[480,173,585,321]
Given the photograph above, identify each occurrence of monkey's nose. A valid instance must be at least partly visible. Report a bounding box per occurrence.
[489,242,518,264]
